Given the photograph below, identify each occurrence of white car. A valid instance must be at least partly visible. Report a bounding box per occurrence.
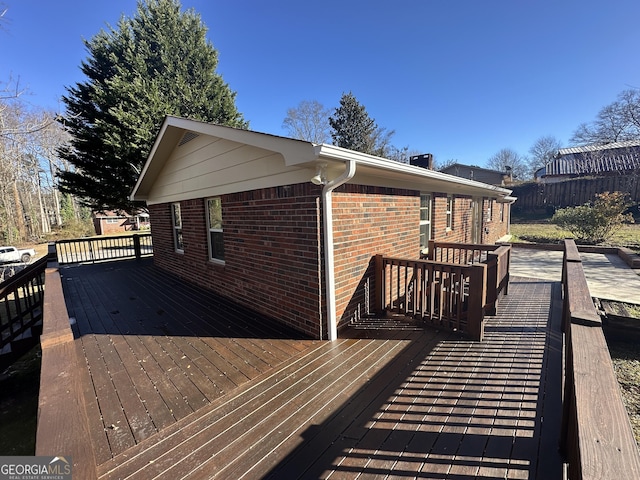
[0,246,37,264]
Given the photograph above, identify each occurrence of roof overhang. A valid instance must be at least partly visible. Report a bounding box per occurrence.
[131,116,513,202]
[314,144,512,198]
[131,116,320,201]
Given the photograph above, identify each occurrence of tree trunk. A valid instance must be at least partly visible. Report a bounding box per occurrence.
[37,175,50,234]
[12,179,27,241]
[48,158,62,227]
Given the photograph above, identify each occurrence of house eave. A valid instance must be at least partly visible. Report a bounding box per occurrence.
[131,116,513,203]
[316,144,512,198]
[131,116,320,201]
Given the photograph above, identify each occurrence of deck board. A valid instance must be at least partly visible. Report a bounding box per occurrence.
[98,339,355,479]
[56,260,564,479]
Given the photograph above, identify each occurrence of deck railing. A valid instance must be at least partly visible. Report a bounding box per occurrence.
[55,233,153,264]
[427,240,497,264]
[0,255,47,364]
[560,238,640,479]
[36,244,97,479]
[427,241,511,315]
[375,255,487,341]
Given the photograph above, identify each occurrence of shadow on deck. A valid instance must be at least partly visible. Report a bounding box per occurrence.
[56,259,563,479]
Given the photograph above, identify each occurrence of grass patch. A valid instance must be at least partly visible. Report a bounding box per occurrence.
[510,219,640,252]
[510,223,572,244]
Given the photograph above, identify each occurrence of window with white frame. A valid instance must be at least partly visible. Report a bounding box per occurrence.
[207,197,225,262]
[500,203,505,222]
[446,195,454,230]
[486,198,493,222]
[171,203,184,252]
[420,193,432,250]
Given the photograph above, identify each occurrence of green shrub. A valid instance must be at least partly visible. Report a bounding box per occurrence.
[551,191,635,244]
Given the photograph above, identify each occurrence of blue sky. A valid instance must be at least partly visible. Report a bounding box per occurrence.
[2,0,640,166]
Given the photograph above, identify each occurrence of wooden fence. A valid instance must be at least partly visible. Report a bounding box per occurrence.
[560,239,640,479]
[511,173,640,211]
[55,233,153,264]
[0,255,47,367]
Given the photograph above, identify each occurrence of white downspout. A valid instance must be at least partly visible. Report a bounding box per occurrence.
[322,160,356,341]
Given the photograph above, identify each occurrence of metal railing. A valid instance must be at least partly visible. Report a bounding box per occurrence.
[0,255,47,362]
[55,233,153,264]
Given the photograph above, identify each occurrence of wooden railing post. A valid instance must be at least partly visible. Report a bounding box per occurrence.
[467,264,486,341]
[484,253,498,315]
[374,254,384,314]
[427,240,435,260]
[483,245,511,315]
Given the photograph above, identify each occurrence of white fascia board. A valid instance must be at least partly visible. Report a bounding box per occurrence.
[316,144,513,198]
[131,116,174,200]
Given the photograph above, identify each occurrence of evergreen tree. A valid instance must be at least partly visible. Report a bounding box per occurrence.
[329,92,377,154]
[58,0,247,212]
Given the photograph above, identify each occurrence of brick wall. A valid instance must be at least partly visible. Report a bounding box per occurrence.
[332,185,421,330]
[481,198,510,243]
[429,195,509,244]
[149,184,325,338]
[93,218,134,235]
[431,194,473,243]
[149,184,511,339]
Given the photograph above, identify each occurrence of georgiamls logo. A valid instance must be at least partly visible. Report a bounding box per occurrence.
[0,455,72,479]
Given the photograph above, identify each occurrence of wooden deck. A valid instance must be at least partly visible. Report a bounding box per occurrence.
[59,259,563,479]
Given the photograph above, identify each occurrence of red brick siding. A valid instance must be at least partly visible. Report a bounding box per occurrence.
[429,195,509,244]
[149,184,511,339]
[149,184,324,338]
[431,194,474,243]
[94,218,134,235]
[332,185,420,330]
[481,198,510,243]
